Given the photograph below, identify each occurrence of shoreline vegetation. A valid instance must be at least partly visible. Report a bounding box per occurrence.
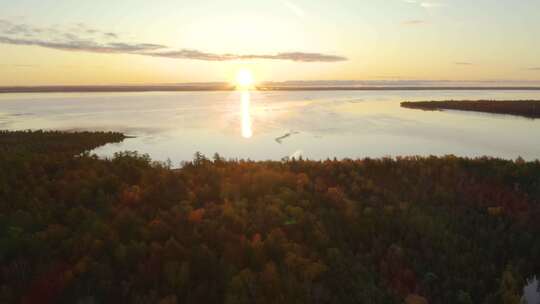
[2,85,540,93]
[401,100,540,119]
[1,130,539,303]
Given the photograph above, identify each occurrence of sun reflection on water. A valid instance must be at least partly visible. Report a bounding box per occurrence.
[241,90,252,138]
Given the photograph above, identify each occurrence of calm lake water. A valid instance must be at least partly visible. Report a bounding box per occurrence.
[1,90,539,164]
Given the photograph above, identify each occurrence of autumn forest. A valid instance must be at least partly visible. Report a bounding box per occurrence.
[0,130,539,304]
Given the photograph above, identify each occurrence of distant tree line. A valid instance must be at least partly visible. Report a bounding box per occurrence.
[401,100,540,118]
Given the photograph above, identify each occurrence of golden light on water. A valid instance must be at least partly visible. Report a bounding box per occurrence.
[241,91,253,138]
[236,68,254,138]
[234,68,254,138]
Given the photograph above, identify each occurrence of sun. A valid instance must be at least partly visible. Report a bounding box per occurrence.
[236,69,255,88]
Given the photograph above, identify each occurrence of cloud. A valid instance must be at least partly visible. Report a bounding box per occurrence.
[0,19,122,40]
[0,36,165,53]
[420,2,443,8]
[281,0,306,18]
[454,62,473,66]
[0,20,346,63]
[273,52,346,62]
[403,0,445,8]
[402,20,427,25]
[527,67,540,71]
[0,64,38,68]
[103,32,119,39]
[146,50,346,62]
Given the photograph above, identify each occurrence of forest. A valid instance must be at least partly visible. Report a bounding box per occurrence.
[401,100,540,118]
[1,130,539,304]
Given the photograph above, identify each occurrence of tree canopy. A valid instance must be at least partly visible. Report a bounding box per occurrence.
[1,130,539,304]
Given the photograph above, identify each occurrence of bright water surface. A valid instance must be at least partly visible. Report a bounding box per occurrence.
[0,90,539,164]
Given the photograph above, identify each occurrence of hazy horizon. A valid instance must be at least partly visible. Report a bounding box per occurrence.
[3,79,540,88]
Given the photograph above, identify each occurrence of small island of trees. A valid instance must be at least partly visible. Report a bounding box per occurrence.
[401,100,540,118]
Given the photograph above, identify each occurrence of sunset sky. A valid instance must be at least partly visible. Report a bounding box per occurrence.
[1,0,539,85]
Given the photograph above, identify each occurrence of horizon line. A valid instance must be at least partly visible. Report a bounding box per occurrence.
[2,83,540,94]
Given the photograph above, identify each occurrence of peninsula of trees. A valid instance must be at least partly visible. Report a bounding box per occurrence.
[401,100,540,118]
[1,130,539,304]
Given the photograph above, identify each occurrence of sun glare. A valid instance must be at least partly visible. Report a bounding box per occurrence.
[236,69,255,88]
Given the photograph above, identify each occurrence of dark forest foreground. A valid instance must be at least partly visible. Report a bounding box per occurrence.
[1,130,539,304]
[401,100,540,118]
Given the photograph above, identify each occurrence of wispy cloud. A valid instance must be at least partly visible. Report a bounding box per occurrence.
[145,50,346,62]
[526,67,540,71]
[0,64,38,68]
[402,20,427,25]
[281,0,306,18]
[403,0,445,9]
[103,32,118,39]
[0,19,119,40]
[454,62,473,66]
[0,19,346,63]
[420,2,444,8]
[0,36,165,53]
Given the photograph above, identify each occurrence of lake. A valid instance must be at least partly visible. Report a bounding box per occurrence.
[1,90,539,164]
